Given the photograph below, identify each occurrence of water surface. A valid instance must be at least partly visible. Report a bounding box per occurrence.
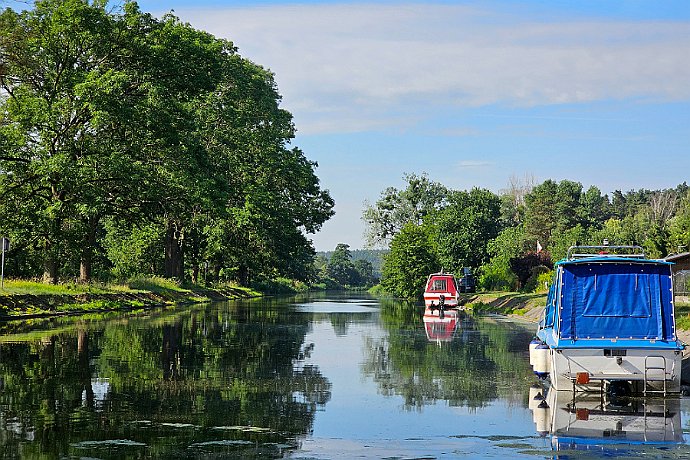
[0,293,688,458]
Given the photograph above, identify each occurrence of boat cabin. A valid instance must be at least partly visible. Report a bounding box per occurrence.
[423,272,460,308]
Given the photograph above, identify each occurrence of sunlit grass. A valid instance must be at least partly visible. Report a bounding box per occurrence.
[125,276,188,294]
[675,301,690,330]
[0,279,113,295]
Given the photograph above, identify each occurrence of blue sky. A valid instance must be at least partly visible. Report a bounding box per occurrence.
[18,0,690,251]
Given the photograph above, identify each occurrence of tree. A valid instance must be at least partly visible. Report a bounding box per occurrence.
[480,226,525,291]
[352,259,376,287]
[362,173,447,247]
[509,251,552,290]
[433,188,502,272]
[381,223,439,299]
[326,243,356,286]
[668,190,690,253]
[0,1,334,285]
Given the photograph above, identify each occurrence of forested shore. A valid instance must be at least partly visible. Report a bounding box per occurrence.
[365,173,690,300]
[0,1,333,290]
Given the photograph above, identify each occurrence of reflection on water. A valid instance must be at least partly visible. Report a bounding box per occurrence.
[0,293,688,459]
[0,298,330,458]
[529,384,686,457]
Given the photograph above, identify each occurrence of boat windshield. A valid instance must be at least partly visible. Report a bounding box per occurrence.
[430,279,447,291]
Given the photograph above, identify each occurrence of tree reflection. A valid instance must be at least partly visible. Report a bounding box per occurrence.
[363,299,533,410]
[0,301,331,458]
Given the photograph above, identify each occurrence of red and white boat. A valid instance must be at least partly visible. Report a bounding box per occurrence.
[423,271,460,309]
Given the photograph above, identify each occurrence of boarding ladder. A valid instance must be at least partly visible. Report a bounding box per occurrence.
[643,356,668,396]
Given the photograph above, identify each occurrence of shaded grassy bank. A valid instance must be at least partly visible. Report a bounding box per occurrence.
[0,278,261,319]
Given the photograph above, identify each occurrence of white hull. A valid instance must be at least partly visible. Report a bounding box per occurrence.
[423,294,459,308]
[545,347,682,394]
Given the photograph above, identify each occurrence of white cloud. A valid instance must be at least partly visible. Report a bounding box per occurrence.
[173,4,690,135]
[457,160,494,169]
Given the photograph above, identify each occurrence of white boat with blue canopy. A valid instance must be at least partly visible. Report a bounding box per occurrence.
[530,244,685,394]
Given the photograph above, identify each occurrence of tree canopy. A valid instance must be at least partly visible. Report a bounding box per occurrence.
[368,173,690,299]
[0,0,333,285]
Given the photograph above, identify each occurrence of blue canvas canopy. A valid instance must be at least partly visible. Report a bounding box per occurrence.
[554,259,675,341]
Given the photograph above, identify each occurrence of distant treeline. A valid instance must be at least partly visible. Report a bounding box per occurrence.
[317,249,387,275]
[363,173,690,298]
[314,245,384,288]
[0,1,333,286]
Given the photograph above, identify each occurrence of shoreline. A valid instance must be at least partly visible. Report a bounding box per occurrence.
[0,287,260,321]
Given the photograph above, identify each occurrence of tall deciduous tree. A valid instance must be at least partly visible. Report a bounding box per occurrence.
[362,172,447,247]
[0,1,334,285]
[326,243,356,286]
[433,188,502,272]
[381,223,439,299]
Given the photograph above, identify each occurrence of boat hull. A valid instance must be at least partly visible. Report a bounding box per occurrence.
[423,293,459,308]
[544,347,682,394]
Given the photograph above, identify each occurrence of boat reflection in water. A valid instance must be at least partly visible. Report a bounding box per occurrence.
[529,384,684,454]
[422,307,462,343]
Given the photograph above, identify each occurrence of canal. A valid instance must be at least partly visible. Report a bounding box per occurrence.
[0,293,689,458]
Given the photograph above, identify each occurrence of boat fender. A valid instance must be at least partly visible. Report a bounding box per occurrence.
[533,343,550,379]
[529,338,542,366]
[528,384,543,411]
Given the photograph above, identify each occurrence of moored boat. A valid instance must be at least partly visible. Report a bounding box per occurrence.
[423,271,460,309]
[529,245,685,394]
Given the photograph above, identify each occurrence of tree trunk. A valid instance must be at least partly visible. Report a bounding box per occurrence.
[78,329,94,408]
[238,264,250,287]
[43,240,58,284]
[191,264,199,284]
[79,216,99,283]
[164,220,184,281]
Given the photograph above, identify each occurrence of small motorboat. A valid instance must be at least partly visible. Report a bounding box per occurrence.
[423,271,460,309]
[530,244,685,394]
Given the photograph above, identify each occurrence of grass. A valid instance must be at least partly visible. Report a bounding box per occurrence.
[464,292,546,315]
[0,279,114,295]
[0,276,262,319]
[125,276,188,294]
[675,301,690,330]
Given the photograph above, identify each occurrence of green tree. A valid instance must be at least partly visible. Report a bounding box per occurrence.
[434,188,502,272]
[479,226,525,291]
[0,1,334,285]
[326,243,356,286]
[668,190,690,253]
[353,259,376,286]
[362,172,447,247]
[381,223,439,299]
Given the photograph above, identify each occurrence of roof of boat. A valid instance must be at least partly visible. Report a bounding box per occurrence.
[557,244,672,267]
[556,256,672,267]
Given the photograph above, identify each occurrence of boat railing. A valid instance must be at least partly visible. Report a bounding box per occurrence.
[567,245,646,260]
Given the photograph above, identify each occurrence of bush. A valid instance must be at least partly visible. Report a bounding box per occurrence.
[251,277,310,294]
[526,269,554,293]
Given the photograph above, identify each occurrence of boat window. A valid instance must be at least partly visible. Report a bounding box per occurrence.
[431,279,447,291]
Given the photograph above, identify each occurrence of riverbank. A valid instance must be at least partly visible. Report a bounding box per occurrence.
[462,292,547,322]
[464,291,690,331]
[0,279,261,320]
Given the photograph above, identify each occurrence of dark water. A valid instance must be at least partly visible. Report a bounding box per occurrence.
[0,293,689,459]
